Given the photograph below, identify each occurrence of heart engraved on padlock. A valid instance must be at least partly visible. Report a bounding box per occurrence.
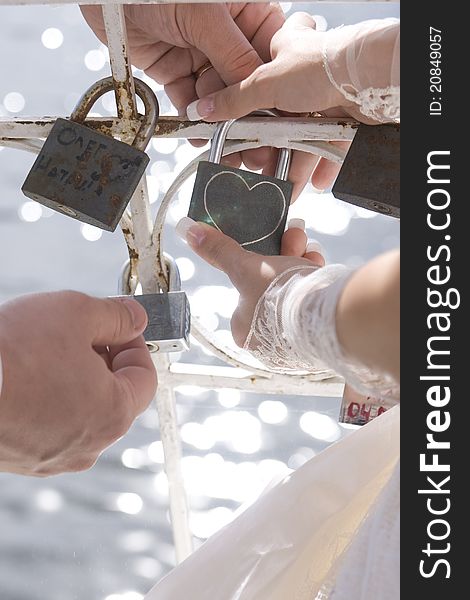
[203,169,287,247]
[188,110,292,256]
[22,76,159,231]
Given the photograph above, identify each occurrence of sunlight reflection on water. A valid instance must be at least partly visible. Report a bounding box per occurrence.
[0,3,399,599]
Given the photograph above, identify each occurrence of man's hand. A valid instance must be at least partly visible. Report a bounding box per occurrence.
[81,2,285,170]
[0,292,157,476]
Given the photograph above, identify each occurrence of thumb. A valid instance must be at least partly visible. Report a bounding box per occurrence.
[87,296,148,346]
[186,64,276,122]
[176,217,255,291]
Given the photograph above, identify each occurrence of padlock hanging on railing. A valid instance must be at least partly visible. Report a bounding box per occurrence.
[117,254,190,354]
[332,123,400,218]
[22,76,159,231]
[188,110,292,256]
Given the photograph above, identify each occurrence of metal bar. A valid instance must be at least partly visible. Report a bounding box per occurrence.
[167,362,345,397]
[0,1,398,6]
[101,2,193,562]
[153,372,194,562]
[102,3,137,120]
[102,4,155,290]
[0,116,359,142]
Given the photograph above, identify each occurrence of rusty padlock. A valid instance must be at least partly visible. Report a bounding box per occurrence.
[332,123,400,218]
[22,76,159,231]
[188,110,292,255]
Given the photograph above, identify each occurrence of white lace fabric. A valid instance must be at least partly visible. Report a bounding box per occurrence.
[322,18,400,123]
[244,264,400,402]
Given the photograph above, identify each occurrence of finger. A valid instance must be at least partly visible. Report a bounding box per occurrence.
[283,11,317,30]
[304,240,326,267]
[271,12,317,57]
[143,45,193,85]
[189,138,210,148]
[186,64,275,122]
[242,147,273,171]
[86,297,148,346]
[195,66,225,100]
[111,336,157,416]
[175,217,254,291]
[281,220,308,257]
[311,158,342,191]
[311,142,350,190]
[234,3,285,63]
[165,76,198,116]
[195,5,263,87]
[221,152,243,169]
[288,150,321,201]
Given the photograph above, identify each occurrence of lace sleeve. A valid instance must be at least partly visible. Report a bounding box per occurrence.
[244,264,400,402]
[322,18,400,123]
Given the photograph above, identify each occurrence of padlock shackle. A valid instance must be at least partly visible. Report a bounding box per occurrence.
[208,109,291,181]
[164,252,182,293]
[119,252,181,295]
[70,76,159,150]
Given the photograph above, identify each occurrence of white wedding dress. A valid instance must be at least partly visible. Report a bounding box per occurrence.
[145,18,400,600]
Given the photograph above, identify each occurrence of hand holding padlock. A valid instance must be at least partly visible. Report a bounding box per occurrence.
[22,76,159,231]
[188,110,292,256]
[118,254,190,354]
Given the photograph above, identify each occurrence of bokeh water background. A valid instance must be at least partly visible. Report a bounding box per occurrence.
[0,2,399,599]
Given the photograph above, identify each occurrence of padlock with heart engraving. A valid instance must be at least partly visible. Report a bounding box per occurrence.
[22,76,159,231]
[118,254,190,354]
[332,123,400,218]
[188,111,292,255]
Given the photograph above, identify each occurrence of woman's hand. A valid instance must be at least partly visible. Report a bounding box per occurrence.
[186,13,349,121]
[186,13,352,195]
[176,216,324,346]
[186,12,400,193]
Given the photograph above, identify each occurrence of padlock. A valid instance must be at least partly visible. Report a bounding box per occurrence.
[118,254,190,353]
[332,123,400,218]
[188,111,292,255]
[22,76,159,231]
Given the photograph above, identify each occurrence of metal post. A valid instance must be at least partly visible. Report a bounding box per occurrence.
[102,2,193,562]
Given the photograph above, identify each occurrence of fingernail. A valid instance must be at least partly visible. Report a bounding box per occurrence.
[287,218,306,231]
[306,240,323,255]
[186,96,215,121]
[176,217,208,247]
[118,298,148,330]
[312,14,328,31]
[311,186,324,194]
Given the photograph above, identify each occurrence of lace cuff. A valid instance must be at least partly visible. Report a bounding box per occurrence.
[244,265,399,402]
[322,18,400,123]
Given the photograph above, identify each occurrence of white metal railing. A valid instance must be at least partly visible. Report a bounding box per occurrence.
[0,0,389,564]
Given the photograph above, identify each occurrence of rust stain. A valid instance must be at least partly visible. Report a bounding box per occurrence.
[338,120,360,129]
